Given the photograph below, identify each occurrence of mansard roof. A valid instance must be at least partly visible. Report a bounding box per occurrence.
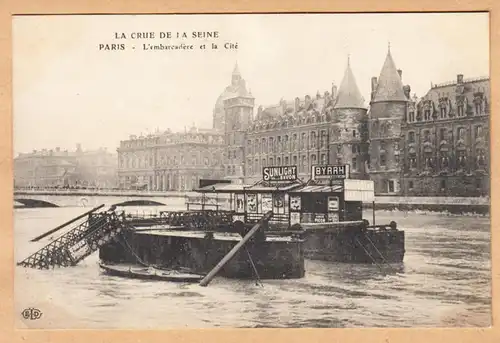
[372,49,407,103]
[334,59,365,109]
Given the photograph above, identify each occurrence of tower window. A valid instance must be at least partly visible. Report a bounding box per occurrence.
[352,129,357,138]
[440,179,446,191]
[380,154,386,167]
[408,181,414,190]
[408,132,415,143]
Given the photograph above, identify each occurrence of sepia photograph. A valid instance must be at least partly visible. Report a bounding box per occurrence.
[12,12,490,329]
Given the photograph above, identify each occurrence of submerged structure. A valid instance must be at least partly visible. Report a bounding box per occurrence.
[17,164,404,284]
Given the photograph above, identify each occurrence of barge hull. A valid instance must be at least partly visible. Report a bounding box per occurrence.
[302,229,405,263]
[99,230,305,280]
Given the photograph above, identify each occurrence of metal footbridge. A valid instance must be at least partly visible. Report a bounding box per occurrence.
[17,205,126,269]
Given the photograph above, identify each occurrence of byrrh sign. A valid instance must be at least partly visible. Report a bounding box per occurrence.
[262,166,298,182]
[312,164,350,179]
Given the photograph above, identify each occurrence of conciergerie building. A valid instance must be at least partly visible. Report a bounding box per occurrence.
[117,47,489,196]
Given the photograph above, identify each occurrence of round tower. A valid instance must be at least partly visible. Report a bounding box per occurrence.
[368,47,408,194]
[330,56,369,179]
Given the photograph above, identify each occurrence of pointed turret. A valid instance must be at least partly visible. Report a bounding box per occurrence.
[232,61,240,76]
[334,57,366,109]
[372,48,406,103]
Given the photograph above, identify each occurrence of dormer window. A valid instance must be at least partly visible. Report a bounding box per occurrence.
[424,110,431,121]
[408,111,415,122]
[440,106,447,119]
[475,101,482,115]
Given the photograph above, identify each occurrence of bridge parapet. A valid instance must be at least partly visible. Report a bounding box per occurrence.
[14,188,195,198]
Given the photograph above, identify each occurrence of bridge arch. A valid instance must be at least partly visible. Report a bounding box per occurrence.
[14,198,59,208]
[112,200,166,207]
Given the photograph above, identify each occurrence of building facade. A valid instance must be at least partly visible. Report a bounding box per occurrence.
[115,53,490,197]
[399,74,490,196]
[117,126,225,190]
[14,144,117,188]
[242,59,369,184]
[220,52,489,197]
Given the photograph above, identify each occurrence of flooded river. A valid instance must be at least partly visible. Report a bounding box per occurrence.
[14,201,491,328]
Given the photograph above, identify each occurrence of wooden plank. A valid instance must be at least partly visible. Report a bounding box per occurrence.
[199,211,273,287]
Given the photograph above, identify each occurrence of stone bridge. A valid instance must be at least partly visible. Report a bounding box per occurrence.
[13,189,197,208]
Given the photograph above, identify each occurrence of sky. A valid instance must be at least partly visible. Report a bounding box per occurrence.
[12,13,489,155]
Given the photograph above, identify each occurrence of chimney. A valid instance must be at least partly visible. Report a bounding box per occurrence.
[331,84,338,99]
[76,143,82,152]
[56,147,60,152]
[397,69,402,80]
[457,74,464,84]
[403,85,411,99]
[371,77,378,93]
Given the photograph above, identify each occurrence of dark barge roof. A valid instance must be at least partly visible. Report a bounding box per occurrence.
[290,184,344,193]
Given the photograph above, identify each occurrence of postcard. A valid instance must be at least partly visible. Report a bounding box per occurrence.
[12,12,490,329]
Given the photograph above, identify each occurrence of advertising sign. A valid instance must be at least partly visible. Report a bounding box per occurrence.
[312,164,350,180]
[262,165,298,182]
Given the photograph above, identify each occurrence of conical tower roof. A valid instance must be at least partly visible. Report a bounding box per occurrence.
[334,57,366,109]
[372,48,407,103]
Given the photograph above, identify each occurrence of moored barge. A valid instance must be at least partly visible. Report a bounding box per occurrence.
[189,164,405,264]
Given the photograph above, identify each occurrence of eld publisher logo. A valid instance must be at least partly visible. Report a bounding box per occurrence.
[21,308,42,320]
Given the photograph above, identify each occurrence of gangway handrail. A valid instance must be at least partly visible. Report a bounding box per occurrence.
[30,204,105,242]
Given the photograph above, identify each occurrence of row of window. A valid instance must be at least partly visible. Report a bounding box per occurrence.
[407,100,487,123]
[407,125,484,144]
[406,148,487,171]
[120,174,201,191]
[119,155,216,169]
[120,135,224,148]
[407,178,483,191]
[245,129,359,155]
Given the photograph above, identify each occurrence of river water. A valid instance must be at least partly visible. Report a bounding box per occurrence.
[14,201,491,329]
